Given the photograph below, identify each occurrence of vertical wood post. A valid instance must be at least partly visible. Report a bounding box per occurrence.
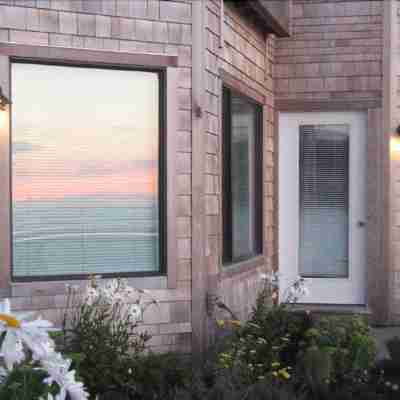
[0,55,10,297]
[382,0,397,324]
[191,0,207,355]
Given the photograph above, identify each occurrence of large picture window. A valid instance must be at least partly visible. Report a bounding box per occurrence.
[222,86,263,264]
[11,62,164,279]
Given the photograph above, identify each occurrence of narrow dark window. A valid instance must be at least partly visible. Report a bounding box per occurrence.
[222,86,263,264]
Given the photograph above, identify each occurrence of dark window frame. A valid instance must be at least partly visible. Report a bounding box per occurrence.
[10,59,167,282]
[222,85,263,265]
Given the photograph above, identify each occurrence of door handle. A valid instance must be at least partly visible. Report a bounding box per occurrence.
[357,221,366,228]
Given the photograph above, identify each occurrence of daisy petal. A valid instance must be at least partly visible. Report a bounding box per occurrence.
[1,332,24,370]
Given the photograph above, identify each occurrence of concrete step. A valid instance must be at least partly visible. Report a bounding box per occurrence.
[289,303,372,316]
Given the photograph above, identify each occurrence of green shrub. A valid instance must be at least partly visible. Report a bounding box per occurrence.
[245,381,306,400]
[386,336,400,362]
[60,279,155,399]
[130,352,192,400]
[215,281,377,399]
[63,299,150,398]
[302,316,376,386]
[0,364,52,400]
[249,306,312,367]
[299,345,332,398]
[313,368,400,400]
[98,391,130,400]
[215,298,312,384]
[371,336,400,380]
[174,372,303,400]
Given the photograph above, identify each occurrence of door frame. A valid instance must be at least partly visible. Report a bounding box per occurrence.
[278,111,367,304]
[274,100,384,314]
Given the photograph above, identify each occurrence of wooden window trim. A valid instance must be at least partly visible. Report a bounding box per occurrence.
[0,44,178,292]
[220,69,265,106]
[275,99,382,112]
[0,43,178,69]
[219,254,266,280]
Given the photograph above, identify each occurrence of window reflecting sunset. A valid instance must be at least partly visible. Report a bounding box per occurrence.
[12,63,161,277]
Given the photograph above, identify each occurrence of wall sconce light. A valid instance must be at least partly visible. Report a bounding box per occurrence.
[390,126,400,156]
[0,87,10,111]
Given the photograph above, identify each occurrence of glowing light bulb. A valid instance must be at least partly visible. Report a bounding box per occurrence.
[390,136,400,160]
[0,109,7,129]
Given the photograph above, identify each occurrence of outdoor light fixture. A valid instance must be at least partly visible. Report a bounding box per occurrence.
[391,126,400,155]
[0,86,10,111]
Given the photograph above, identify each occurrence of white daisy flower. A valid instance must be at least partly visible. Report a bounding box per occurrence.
[260,271,280,288]
[0,298,53,369]
[130,304,142,321]
[42,352,89,400]
[301,286,310,297]
[84,287,99,306]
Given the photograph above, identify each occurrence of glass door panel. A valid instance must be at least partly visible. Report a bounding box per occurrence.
[299,124,349,278]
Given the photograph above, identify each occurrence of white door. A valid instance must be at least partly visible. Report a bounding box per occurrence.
[279,112,367,304]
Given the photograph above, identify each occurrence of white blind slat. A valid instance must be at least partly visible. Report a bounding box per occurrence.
[299,124,349,278]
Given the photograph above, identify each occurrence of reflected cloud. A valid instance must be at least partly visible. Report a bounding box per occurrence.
[12,63,159,203]
[77,159,158,176]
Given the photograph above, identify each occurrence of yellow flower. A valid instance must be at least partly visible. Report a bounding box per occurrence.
[219,353,231,360]
[216,320,225,328]
[0,313,21,328]
[278,369,291,380]
[272,371,278,377]
[271,362,280,368]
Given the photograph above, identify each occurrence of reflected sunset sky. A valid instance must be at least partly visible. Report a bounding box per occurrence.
[12,63,159,203]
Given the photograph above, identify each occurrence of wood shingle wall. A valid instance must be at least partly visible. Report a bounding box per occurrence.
[389,0,400,323]
[274,0,391,324]
[204,0,275,323]
[0,0,279,353]
[0,0,193,353]
[275,0,383,103]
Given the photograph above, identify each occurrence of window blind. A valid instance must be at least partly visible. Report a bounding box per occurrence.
[231,96,254,259]
[11,63,161,278]
[299,124,349,278]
